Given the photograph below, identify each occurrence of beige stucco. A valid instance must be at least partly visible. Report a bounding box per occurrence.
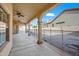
[0,3,13,56]
[53,10,79,26]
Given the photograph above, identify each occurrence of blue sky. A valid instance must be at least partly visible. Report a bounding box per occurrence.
[32,3,79,26]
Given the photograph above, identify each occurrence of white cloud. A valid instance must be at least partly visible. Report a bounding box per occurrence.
[46,13,55,16]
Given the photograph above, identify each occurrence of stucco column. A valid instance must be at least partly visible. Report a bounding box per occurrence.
[25,24,28,33]
[16,24,19,33]
[37,16,43,44]
[28,23,30,36]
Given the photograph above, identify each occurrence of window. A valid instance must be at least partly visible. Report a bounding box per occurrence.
[0,6,9,47]
[56,21,65,24]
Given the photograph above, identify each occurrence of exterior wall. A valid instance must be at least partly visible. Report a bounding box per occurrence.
[0,3,13,56]
[53,10,79,27]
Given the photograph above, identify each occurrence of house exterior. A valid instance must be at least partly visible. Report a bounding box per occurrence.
[47,8,79,31]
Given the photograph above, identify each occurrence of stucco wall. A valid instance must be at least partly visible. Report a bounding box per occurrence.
[53,10,79,27]
[0,3,13,56]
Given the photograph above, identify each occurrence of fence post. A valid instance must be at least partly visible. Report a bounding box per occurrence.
[50,25,51,43]
[61,26,64,50]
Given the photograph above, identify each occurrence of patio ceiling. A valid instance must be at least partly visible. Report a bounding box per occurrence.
[13,3,58,24]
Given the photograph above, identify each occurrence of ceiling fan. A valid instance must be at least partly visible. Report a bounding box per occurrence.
[14,10,24,17]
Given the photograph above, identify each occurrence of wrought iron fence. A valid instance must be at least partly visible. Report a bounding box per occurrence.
[42,26,79,56]
[30,26,79,55]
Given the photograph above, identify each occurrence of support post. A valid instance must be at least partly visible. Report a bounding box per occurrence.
[28,23,30,36]
[25,24,28,33]
[16,24,19,34]
[37,16,43,44]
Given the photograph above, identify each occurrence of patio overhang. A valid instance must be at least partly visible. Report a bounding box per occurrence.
[13,3,60,24]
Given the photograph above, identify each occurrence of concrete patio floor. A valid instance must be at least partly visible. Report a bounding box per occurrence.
[9,31,70,56]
